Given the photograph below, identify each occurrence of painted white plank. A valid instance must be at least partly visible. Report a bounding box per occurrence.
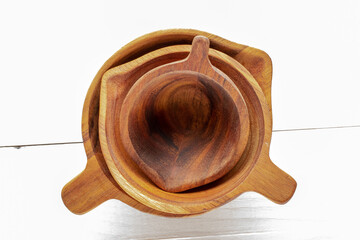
[1,128,359,239]
[1,0,360,145]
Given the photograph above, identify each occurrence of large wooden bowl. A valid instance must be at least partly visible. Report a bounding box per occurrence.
[62,29,296,217]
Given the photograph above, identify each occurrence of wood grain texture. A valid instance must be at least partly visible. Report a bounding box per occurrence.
[104,36,250,192]
[99,36,296,214]
[63,29,292,217]
[61,153,189,217]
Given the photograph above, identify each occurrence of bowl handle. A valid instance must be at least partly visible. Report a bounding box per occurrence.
[61,154,195,216]
[242,155,297,204]
[61,155,123,214]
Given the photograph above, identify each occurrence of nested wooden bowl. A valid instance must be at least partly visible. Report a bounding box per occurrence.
[62,29,296,217]
[103,37,250,193]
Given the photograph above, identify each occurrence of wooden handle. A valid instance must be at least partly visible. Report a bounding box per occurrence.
[62,155,198,217]
[61,155,120,214]
[185,36,211,71]
[243,155,297,204]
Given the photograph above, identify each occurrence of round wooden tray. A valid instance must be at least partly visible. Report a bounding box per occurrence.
[62,29,296,217]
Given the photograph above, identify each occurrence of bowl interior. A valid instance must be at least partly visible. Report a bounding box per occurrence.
[124,71,245,192]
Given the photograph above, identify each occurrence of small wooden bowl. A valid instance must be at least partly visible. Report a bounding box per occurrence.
[62,29,296,217]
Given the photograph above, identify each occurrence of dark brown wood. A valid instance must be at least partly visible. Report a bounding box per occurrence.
[115,36,250,192]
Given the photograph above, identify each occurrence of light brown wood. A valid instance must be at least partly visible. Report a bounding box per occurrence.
[61,152,189,216]
[62,29,295,217]
[62,154,117,215]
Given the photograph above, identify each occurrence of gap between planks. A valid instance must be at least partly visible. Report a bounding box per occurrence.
[0,125,359,149]
[137,231,281,240]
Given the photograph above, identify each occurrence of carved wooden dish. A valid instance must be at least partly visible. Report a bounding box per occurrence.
[102,37,250,193]
[62,29,297,217]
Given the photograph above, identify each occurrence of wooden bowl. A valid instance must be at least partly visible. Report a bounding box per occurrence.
[62,29,296,217]
[105,37,250,193]
[98,36,296,215]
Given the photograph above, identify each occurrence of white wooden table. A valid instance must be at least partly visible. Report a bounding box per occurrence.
[1,1,360,239]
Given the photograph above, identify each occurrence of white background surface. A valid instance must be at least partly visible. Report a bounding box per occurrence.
[1,0,360,146]
[1,0,360,239]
